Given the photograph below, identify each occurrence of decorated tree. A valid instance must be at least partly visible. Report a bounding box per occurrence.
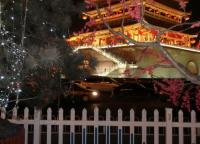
[0,0,96,108]
[68,0,200,111]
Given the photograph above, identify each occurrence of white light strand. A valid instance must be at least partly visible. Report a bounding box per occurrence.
[0,0,27,107]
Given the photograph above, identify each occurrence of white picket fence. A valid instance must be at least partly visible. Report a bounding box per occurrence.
[1,107,200,144]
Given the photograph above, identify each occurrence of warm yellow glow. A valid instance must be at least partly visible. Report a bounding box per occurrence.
[92,91,99,97]
[82,15,88,20]
[67,23,195,49]
[191,40,196,44]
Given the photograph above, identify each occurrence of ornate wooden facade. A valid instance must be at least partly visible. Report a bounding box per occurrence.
[68,0,200,78]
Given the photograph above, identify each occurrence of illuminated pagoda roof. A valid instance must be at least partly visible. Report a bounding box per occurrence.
[83,0,190,25]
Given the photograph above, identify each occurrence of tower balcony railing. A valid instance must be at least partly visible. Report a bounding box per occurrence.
[68,24,195,50]
[91,46,126,65]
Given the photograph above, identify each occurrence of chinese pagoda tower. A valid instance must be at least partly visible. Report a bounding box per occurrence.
[68,0,200,78]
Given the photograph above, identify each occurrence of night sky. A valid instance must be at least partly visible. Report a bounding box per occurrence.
[187,0,200,21]
[186,0,200,41]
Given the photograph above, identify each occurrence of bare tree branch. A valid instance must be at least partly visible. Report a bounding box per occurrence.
[93,1,200,85]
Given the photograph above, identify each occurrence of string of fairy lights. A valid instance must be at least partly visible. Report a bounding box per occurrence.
[0,0,27,108]
[0,0,65,108]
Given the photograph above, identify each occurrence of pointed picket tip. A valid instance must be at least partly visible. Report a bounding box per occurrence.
[118,108,123,121]
[70,108,75,120]
[165,108,173,112]
[34,108,41,120]
[118,108,123,117]
[82,108,87,113]
[70,108,75,113]
[118,108,122,112]
[94,107,99,113]
[12,107,17,113]
[106,108,111,114]
[24,107,29,111]
[178,110,183,116]
[59,108,64,120]
[142,108,147,113]
[142,109,147,121]
[47,108,52,120]
[178,110,184,122]
[94,107,99,120]
[118,108,123,113]
[12,107,18,119]
[154,109,159,115]
[24,107,29,119]
[130,109,135,121]
[191,110,196,117]
[154,109,159,121]
[13,107,17,113]
[82,108,87,120]
[191,110,196,114]
[59,108,64,113]
[47,107,52,113]
[118,109,123,115]
[0,107,6,119]
[106,108,111,120]
[130,109,135,113]
[34,107,41,114]
[191,110,196,122]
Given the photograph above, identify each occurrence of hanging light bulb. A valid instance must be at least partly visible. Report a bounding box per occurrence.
[50,28,54,32]
[11,16,14,20]
[0,76,5,79]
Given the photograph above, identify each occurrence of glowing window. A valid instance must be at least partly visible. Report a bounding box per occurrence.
[187,61,198,75]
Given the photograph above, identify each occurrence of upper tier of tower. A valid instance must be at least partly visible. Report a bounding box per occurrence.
[83,0,190,26]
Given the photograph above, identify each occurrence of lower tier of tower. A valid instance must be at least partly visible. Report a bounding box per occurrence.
[77,45,200,78]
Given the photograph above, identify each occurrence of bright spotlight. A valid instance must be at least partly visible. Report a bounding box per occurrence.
[92,91,98,97]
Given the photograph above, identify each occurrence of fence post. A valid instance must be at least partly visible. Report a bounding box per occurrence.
[59,108,63,144]
[142,109,147,144]
[106,109,111,144]
[94,107,99,144]
[47,108,52,144]
[24,107,29,144]
[154,109,159,144]
[178,110,183,144]
[12,107,17,120]
[0,107,6,119]
[165,108,172,144]
[191,110,196,144]
[70,108,75,144]
[118,109,123,144]
[82,108,87,144]
[129,109,134,144]
[33,108,41,144]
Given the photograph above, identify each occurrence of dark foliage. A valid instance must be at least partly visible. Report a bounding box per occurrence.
[2,0,85,45]
[1,0,96,108]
